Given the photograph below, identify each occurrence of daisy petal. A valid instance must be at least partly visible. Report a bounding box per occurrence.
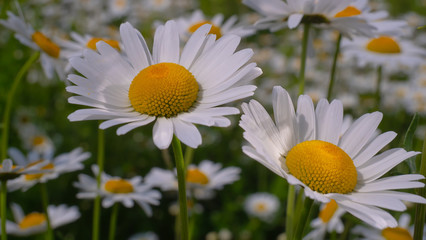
[153,118,174,149]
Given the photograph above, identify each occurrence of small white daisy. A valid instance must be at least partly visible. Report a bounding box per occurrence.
[128,231,159,240]
[239,86,426,229]
[244,192,280,222]
[0,12,66,79]
[66,20,261,149]
[0,158,44,181]
[74,165,161,216]
[175,10,256,40]
[20,126,55,158]
[7,147,91,192]
[243,0,375,38]
[5,203,80,236]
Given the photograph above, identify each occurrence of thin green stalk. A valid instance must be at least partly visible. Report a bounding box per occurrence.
[374,65,383,111]
[0,0,11,19]
[92,127,104,240]
[40,183,53,240]
[171,136,189,240]
[293,197,314,240]
[413,132,426,240]
[285,185,295,239]
[338,219,353,240]
[1,180,7,240]
[327,34,342,101]
[184,146,194,168]
[298,23,311,95]
[108,203,119,240]
[1,52,40,162]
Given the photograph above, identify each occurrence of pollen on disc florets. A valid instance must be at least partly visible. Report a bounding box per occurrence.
[188,21,222,39]
[128,62,199,118]
[366,36,401,54]
[186,168,209,185]
[104,179,134,194]
[31,31,60,58]
[286,140,357,194]
[381,227,413,240]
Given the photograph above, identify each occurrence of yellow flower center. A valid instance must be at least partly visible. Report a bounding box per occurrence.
[255,203,267,213]
[188,21,222,39]
[19,212,46,229]
[104,179,134,193]
[86,38,120,51]
[319,199,338,223]
[31,31,60,58]
[186,169,209,185]
[334,6,362,18]
[24,163,54,181]
[286,140,357,194]
[32,136,45,146]
[381,227,413,240]
[128,62,199,118]
[366,36,401,54]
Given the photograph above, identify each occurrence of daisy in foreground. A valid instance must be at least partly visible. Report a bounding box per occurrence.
[66,20,261,149]
[239,86,426,229]
[4,203,80,236]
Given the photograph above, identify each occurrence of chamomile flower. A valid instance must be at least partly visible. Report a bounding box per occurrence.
[303,200,346,240]
[243,0,375,38]
[0,158,43,181]
[5,203,80,236]
[74,165,161,216]
[244,192,280,222]
[0,12,66,79]
[239,86,426,229]
[129,231,159,240]
[7,147,91,192]
[66,20,260,149]
[175,10,256,40]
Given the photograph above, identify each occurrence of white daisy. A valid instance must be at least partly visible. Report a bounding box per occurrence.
[244,192,280,222]
[242,0,375,38]
[128,231,159,240]
[7,147,91,192]
[74,165,161,216]
[20,126,55,159]
[175,10,256,40]
[0,12,66,79]
[66,20,261,149]
[0,158,44,181]
[239,86,426,229]
[5,203,80,236]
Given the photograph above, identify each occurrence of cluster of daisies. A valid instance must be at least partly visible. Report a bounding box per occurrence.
[0,0,425,239]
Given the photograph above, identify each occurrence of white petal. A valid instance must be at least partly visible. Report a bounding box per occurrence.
[119,22,152,70]
[288,13,303,29]
[152,118,174,149]
[116,117,156,135]
[172,118,202,148]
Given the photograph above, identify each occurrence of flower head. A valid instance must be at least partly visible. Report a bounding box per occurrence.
[244,192,280,222]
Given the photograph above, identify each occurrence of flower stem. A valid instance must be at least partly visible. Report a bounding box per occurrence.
[1,52,40,162]
[327,33,342,101]
[40,183,53,240]
[0,0,11,19]
[108,203,119,240]
[293,196,314,240]
[414,132,426,240]
[285,185,295,239]
[184,146,194,167]
[299,23,310,95]
[1,180,7,240]
[172,136,189,240]
[92,126,104,240]
[374,65,383,111]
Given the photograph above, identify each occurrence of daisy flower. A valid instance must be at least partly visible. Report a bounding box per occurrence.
[239,86,426,229]
[0,12,66,79]
[303,200,346,240]
[244,192,280,222]
[175,10,256,40]
[242,0,375,38]
[129,231,159,240]
[66,20,261,149]
[7,147,91,192]
[145,160,241,200]
[5,203,80,236]
[0,158,44,181]
[74,165,161,216]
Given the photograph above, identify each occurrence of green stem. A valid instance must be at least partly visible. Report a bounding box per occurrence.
[374,65,383,111]
[40,183,53,240]
[298,23,310,95]
[1,52,40,162]
[327,34,342,101]
[285,185,295,240]
[1,180,7,240]
[184,146,194,168]
[293,197,314,240]
[92,126,104,240]
[338,220,353,240]
[413,132,426,240]
[0,0,11,19]
[108,203,119,240]
[171,136,189,240]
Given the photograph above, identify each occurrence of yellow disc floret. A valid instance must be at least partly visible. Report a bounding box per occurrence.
[334,6,362,18]
[188,21,222,39]
[19,212,46,229]
[319,199,338,223]
[286,140,357,194]
[104,179,134,194]
[186,169,209,185]
[381,227,413,240]
[24,163,54,181]
[86,38,120,51]
[255,203,267,213]
[366,36,401,54]
[128,62,199,118]
[31,32,60,58]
